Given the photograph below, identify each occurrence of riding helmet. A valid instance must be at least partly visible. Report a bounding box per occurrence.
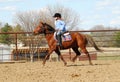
[53,13,61,18]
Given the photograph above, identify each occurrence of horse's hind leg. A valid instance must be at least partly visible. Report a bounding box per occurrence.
[81,48,93,65]
[55,48,67,66]
[72,47,81,62]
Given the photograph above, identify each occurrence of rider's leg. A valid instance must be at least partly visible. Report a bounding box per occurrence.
[57,34,62,47]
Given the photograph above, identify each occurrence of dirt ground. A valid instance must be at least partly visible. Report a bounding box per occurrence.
[0,60,120,82]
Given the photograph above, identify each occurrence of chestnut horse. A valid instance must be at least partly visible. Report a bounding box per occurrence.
[33,22,100,66]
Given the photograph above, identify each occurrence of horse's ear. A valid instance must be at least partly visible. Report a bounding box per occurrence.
[40,21,44,25]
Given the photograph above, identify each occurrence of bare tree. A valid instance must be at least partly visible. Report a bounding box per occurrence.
[14,10,41,32]
[46,4,80,30]
[14,4,81,32]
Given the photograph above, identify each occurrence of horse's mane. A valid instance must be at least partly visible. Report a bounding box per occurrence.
[45,23,55,32]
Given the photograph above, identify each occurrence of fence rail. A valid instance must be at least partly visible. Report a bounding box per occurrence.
[0,30,120,62]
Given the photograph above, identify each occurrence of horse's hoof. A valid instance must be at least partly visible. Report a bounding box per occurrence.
[90,63,93,66]
[64,62,67,66]
[42,62,45,66]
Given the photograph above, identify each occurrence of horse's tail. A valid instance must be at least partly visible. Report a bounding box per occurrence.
[85,34,103,52]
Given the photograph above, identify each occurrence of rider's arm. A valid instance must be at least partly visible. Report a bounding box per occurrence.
[55,20,65,31]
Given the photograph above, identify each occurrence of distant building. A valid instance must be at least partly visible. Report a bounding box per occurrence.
[0,44,11,61]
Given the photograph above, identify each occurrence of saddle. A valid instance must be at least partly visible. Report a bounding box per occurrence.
[54,32,72,42]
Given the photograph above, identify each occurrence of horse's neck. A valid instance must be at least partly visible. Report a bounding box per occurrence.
[45,33,54,43]
[44,26,55,46]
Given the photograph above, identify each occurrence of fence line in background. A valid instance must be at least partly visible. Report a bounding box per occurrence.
[0,30,120,61]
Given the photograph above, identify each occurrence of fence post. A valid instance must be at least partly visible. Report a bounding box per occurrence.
[29,35,34,62]
[69,48,71,60]
[15,33,18,60]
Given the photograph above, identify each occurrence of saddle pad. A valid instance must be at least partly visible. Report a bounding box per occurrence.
[63,32,72,41]
[54,32,72,41]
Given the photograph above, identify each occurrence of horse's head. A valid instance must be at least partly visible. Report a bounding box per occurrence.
[33,22,45,35]
[33,22,55,35]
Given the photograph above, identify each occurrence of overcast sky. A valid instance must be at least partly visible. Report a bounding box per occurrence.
[0,0,120,30]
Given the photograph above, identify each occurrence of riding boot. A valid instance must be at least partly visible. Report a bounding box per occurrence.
[57,35,62,47]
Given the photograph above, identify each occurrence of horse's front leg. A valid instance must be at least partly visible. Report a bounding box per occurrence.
[43,49,53,66]
[60,55,67,66]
